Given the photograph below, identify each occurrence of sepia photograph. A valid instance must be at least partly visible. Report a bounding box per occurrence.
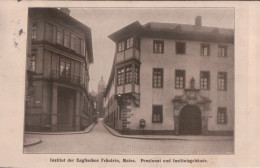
[22,7,235,155]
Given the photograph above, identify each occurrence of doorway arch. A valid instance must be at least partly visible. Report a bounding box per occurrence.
[179,105,202,135]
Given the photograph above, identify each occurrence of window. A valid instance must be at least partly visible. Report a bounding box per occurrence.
[176,42,186,54]
[126,37,133,49]
[152,105,163,123]
[175,70,185,89]
[70,34,76,51]
[29,52,36,72]
[218,72,227,91]
[153,68,163,88]
[60,60,71,76]
[118,41,125,52]
[218,45,227,57]
[32,23,37,39]
[57,29,63,45]
[201,44,210,56]
[200,71,210,90]
[76,37,81,54]
[45,22,53,43]
[153,40,164,53]
[135,38,140,50]
[80,39,85,56]
[125,65,132,84]
[117,67,125,85]
[64,31,70,48]
[134,65,140,84]
[217,107,228,124]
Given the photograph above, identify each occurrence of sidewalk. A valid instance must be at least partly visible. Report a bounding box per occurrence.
[25,122,96,135]
[24,122,96,147]
[103,122,233,141]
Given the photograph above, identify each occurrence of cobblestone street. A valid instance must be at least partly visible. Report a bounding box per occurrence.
[24,119,234,154]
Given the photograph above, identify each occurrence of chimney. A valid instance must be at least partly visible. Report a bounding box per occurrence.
[195,16,202,26]
[60,8,71,15]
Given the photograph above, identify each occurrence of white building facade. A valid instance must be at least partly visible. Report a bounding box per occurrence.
[104,17,234,135]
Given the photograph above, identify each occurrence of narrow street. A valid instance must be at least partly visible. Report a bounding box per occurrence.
[24,119,234,154]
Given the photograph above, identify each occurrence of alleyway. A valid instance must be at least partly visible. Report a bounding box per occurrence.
[24,119,234,154]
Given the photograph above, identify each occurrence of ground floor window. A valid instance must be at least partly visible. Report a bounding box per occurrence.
[217,107,228,124]
[152,105,163,123]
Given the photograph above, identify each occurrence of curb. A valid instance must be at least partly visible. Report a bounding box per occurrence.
[24,122,96,135]
[24,139,42,147]
[102,122,233,141]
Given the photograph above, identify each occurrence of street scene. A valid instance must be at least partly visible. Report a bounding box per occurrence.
[24,119,233,154]
[24,8,234,154]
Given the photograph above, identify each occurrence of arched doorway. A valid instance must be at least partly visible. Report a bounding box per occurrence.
[179,105,202,135]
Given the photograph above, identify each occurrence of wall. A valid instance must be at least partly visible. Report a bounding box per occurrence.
[129,37,234,132]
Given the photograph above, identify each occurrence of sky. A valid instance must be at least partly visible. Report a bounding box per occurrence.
[70,8,234,92]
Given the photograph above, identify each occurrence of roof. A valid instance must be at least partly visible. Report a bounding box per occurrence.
[29,8,94,63]
[109,21,234,44]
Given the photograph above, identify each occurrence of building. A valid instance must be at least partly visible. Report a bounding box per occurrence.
[25,8,94,132]
[104,16,234,135]
[96,76,106,117]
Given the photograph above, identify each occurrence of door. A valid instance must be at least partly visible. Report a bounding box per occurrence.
[179,105,202,135]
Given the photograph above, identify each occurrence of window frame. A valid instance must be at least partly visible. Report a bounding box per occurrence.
[152,105,163,123]
[218,45,228,57]
[117,67,125,85]
[32,23,37,40]
[200,71,210,90]
[218,72,227,91]
[153,68,164,88]
[30,51,36,72]
[217,107,228,124]
[201,44,210,56]
[175,42,186,55]
[153,40,164,54]
[175,70,185,89]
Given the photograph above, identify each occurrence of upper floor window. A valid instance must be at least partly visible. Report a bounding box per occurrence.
[218,72,227,91]
[29,51,36,72]
[57,30,63,45]
[133,65,140,84]
[60,60,71,76]
[217,107,228,124]
[117,64,140,85]
[218,45,227,57]
[176,42,186,54]
[118,41,125,52]
[201,44,210,56]
[64,31,70,48]
[117,67,125,85]
[200,71,210,90]
[152,105,163,123]
[70,34,76,51]
[135,38,140,50]
[175,70,185,89]
[153,68,163,88]
[45,22,53,43]
[32,23,37,40]
[126,37,133,49]
[125,65,132,84]
[81,39,85,56]
[153,40,164,53]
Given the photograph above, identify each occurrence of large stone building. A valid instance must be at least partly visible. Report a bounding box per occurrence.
[104,16,234,135]
[25,8,94,132]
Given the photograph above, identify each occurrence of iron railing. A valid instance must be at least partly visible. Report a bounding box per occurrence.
[50,70,82,85]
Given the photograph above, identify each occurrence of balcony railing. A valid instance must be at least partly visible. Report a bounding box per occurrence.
[50,70,82,85]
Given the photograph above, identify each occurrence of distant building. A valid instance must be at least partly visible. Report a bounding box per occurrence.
[25,8,94,132]
[104,16,234,135]
[96,76,106,117]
